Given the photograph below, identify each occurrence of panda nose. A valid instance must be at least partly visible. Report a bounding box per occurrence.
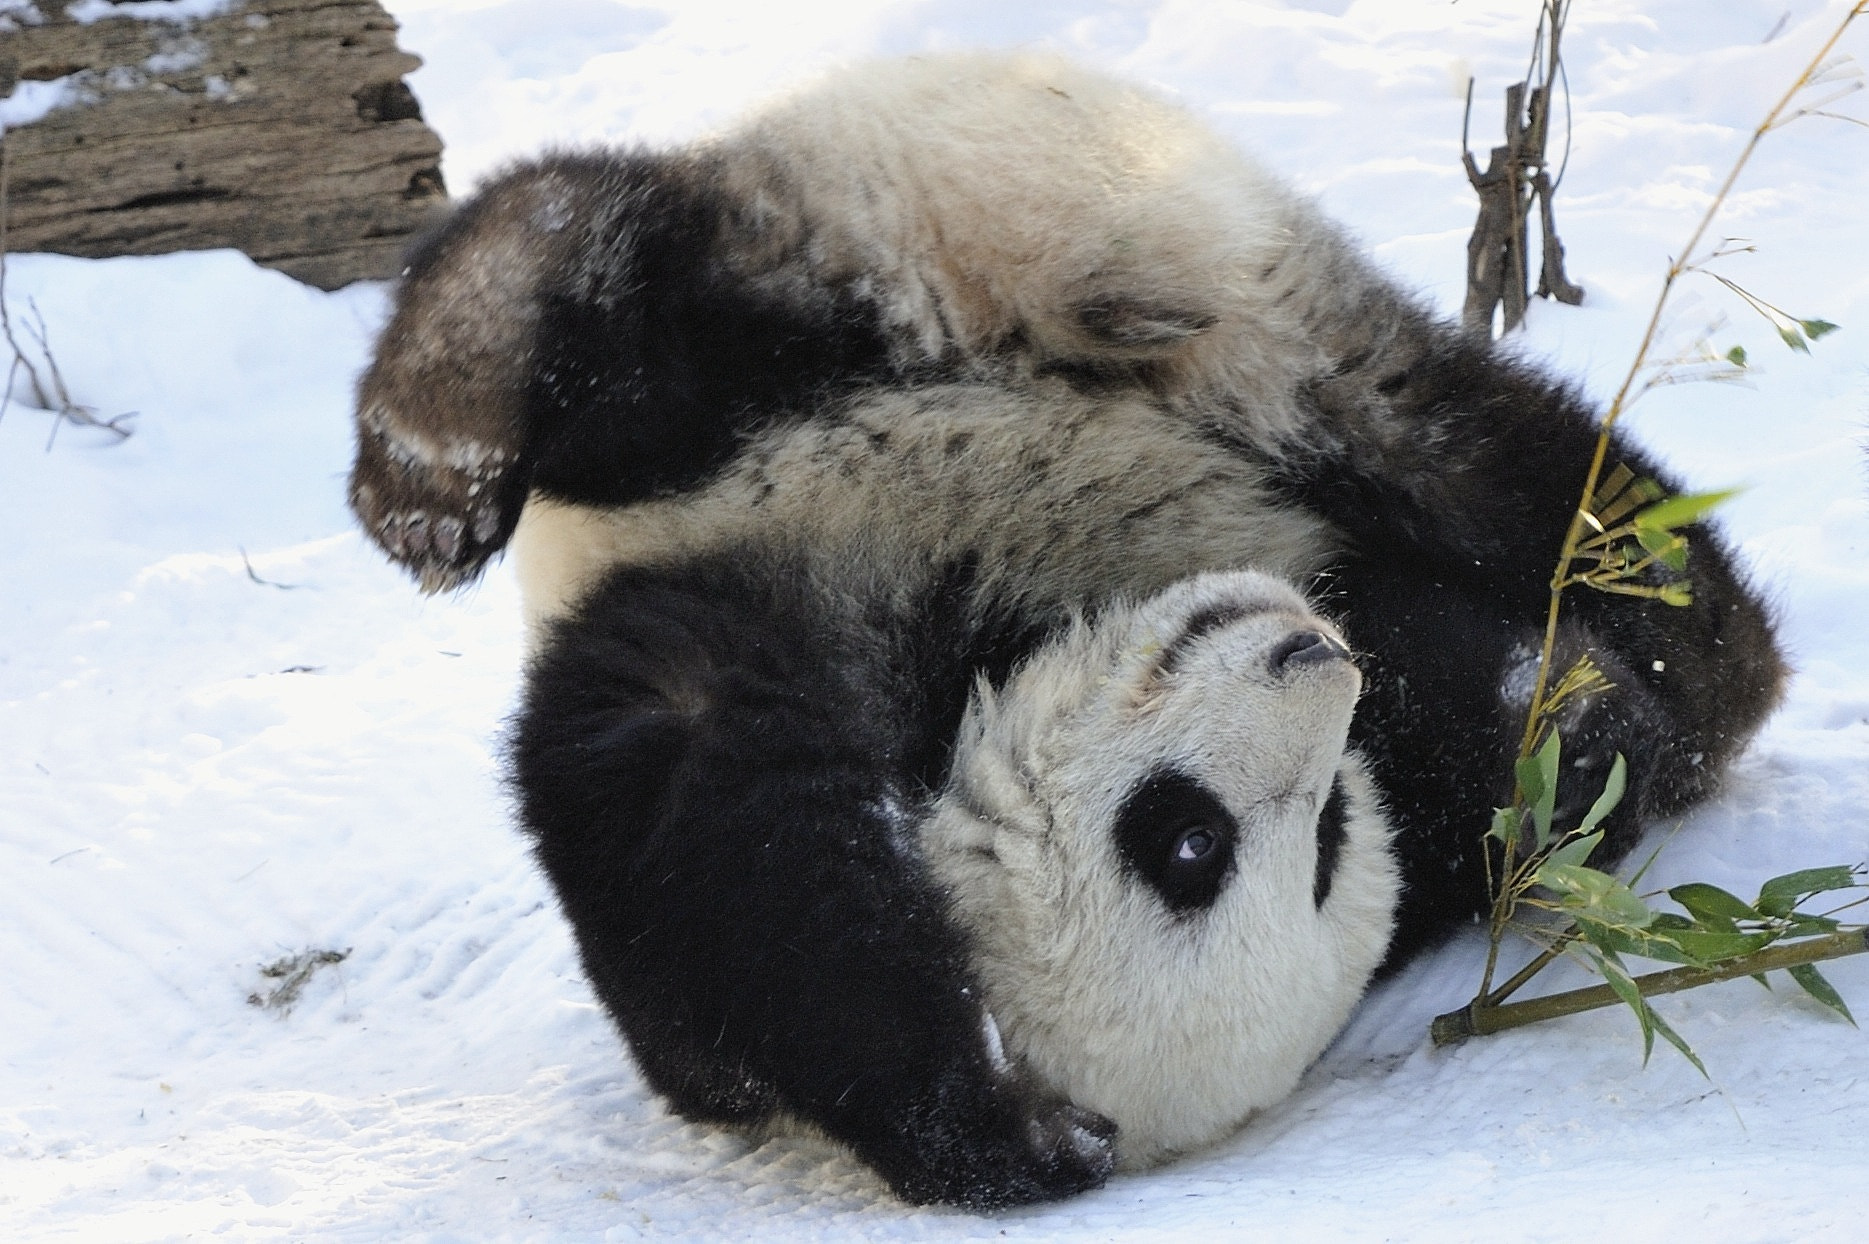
[1268,628,1351,674]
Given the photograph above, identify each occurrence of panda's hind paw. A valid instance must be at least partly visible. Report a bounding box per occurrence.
[347,418,525,594]
[877,1084,1117,1209]
[1026,1100,1120,1192]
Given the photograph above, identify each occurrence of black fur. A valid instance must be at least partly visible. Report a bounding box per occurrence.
[1257,320,1782,965]
[512,548,1115,1207]
[1313,777,1348,910]
[351,151,895,590]
[520,153,895,508]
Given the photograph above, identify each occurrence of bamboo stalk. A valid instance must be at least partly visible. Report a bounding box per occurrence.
[1432,929,1869,1046]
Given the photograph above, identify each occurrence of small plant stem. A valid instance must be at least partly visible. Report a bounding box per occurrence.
[1474,5,1868,1019]
[1433,928,1869,1045]
[1478,935,1503,1002]
[1486,937,1574,1006]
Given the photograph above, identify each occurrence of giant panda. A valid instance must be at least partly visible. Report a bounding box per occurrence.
[349,53,1785,1206]
[508,381,1400,1203]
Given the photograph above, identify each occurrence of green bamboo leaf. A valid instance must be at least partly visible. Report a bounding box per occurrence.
[1588,948,1656,1064]
[1645,1004,1711,1079]
[1634,526,1690,573]
[1662,928,1774,964]
[1582,917,1766,969]
[1669,882,1760,926]
[1489,805,1524,849]
[1545,830,1604,871]
[1577,918,1700,966]
[1779,323,1811,353]
[1784,914,1843,937]
[1540,863,1655,928]
[1633,489,1741,534]
[1576,755,1629,837]
[1517,732,1561,850]
[1799,318,1840,341]
[1788,963,1856,1025]
[1757,865,1862,917]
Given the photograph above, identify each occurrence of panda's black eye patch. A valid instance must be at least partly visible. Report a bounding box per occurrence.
[1115,768,1238,915]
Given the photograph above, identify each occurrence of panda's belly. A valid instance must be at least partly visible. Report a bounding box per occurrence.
[510,378,1339,638]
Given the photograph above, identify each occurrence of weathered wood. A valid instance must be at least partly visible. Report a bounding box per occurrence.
[1460,0,1583,339]
[1462,82,1532,338]
[1,0,446,289]
[1533,168,1584,306]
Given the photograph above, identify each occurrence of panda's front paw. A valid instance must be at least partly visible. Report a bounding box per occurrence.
[348,409,528,594]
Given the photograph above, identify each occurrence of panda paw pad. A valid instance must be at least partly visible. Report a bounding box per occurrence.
[349,416,522,594]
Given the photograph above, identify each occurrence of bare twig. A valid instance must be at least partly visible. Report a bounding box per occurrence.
[246,948,351,1013]
[240,547,302,590]
[1,137,134,443]
[1461,0,1582,337]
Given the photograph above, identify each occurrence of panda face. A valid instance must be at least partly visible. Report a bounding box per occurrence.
[923,571,1398,1167]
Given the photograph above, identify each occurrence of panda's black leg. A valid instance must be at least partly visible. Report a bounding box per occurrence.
[353,152,893,593]
[1275,314,1784,802]
[510,558,1116,1207]
[350,160,625,591]
[1325,556,1674,970]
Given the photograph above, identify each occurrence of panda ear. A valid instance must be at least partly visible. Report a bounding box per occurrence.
[1070,294,1218,353]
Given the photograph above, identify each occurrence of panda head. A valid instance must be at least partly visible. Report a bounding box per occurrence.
[923,570,1398,1167]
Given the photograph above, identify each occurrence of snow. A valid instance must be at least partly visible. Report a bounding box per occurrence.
[0,1,41,33]
[0,77,78,129]
[64,0,238,25]
[3,1,1867,1238]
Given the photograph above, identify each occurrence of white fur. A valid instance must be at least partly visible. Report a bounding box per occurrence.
[922,572,1397,1166]
[511,379,1336,635]
[710,51,1381,447]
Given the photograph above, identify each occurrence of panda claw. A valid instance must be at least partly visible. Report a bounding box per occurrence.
[379,514,409,559]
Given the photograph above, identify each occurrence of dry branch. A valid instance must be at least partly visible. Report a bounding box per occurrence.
[1461,0,1584,337]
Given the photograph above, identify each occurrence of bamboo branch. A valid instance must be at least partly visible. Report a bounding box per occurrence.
[1513,4,1865,766]
[1433,929,1869,1045]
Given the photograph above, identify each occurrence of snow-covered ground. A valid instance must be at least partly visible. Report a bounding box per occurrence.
[3,1,1866,1238]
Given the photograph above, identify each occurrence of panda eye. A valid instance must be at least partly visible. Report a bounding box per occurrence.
[1114,769,1238,914]
[1171,824,1217,865]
